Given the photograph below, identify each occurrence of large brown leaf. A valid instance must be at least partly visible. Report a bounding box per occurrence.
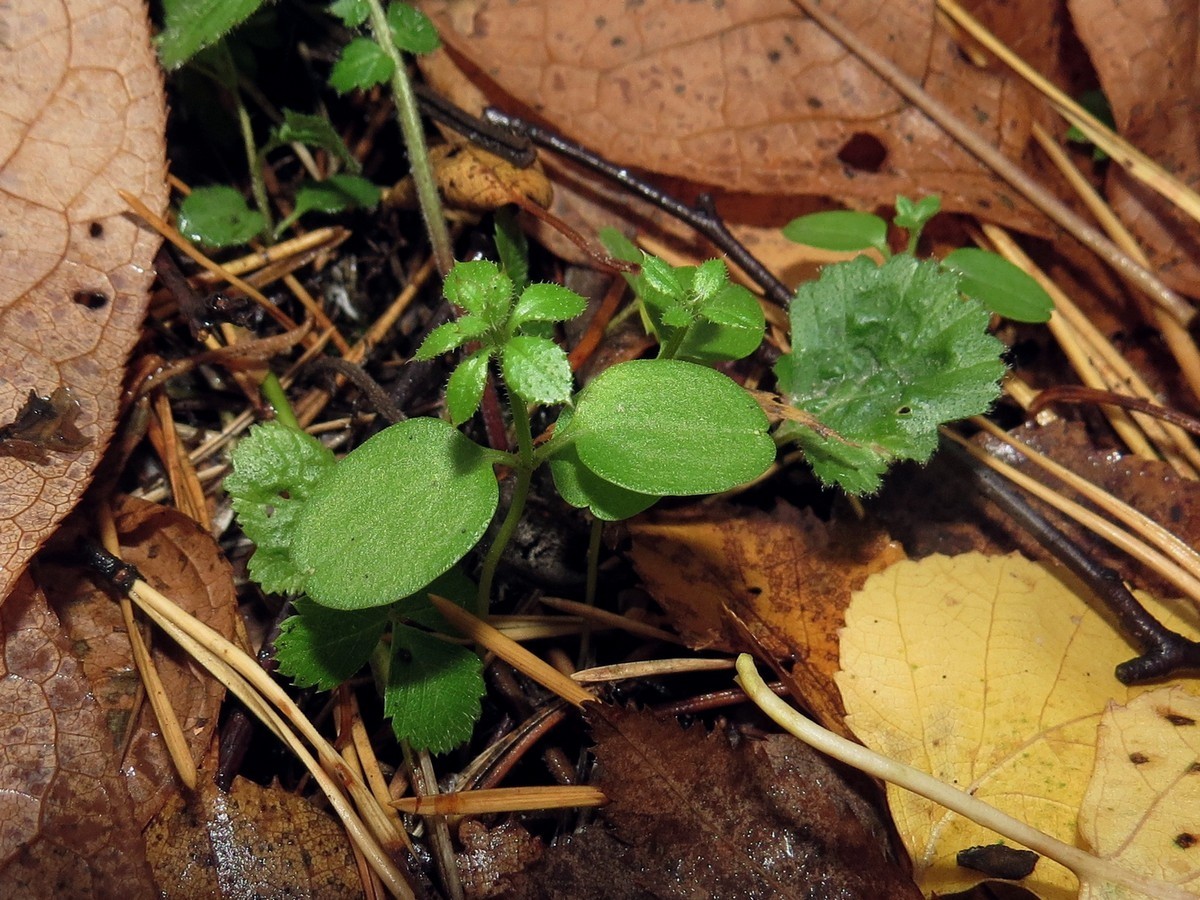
[0,574,156,898]
[0,0,168,599]
[421,0,1057,233]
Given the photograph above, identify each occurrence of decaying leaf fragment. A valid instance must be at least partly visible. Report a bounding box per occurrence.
[0,0,168,600]
[1078,686,1200,898]
[837,552,1200,900]
[0,388,89,463]
[384,142,553,211]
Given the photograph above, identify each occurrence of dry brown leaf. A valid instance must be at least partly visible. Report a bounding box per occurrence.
[838,552,1200,899]
[456,820,544,900]
[0,574,157,898]
[628,501,904,728]
[503,706,921,898]
[421,0,1058,234]
[1078,686,1200,897]
[386,142,553,211]
[0,0,168,600]
[1068,0,1200,296]
[38,496,237,827]
[144,775,360,899]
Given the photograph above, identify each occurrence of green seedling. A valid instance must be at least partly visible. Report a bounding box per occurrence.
[783,194,1054,323]
[227,253,776,750]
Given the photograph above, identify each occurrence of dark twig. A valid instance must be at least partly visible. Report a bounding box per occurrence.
[481,107,794,307]
[302,357,406,424]
[413,83,536,167]
[1029,385,1200,437]
[941,437,1200,683]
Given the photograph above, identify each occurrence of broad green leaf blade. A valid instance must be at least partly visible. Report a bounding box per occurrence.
[443,259,513,320]
[292,418,499,609]
[941,248,1054,323]
[330,37,395,93]
[385,626,483,753]
[510,283,587,330]
[501,336,572,405]
[225,421,336,593]
[274,598,389,690]
[549,447,658,521]
[413,321,467,360]
[570,359,774,495]
[783,210,889,254]
[177,186,266,248]
[268,110,361,172]
[157,0,267,69]
[386,2,441,54]
[329,0,369,27]
[446,349,491,425]
[776,254,1005,494]
[399,567,478,630]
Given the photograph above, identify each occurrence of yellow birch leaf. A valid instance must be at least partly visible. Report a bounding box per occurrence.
[1078,686,1200,898]
[836,552,1200,900]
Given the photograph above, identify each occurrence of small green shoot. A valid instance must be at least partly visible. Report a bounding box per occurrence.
[1065,89,1115,161]
[177,185,268,248]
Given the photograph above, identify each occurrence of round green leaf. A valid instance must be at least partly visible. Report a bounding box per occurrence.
[548,409,658,520]
[783,210,888,253]
[292,418,498,609]
[570,359,774,495]
[941,248,1054,323]
[501,336,572,405]
[177,186,266,248]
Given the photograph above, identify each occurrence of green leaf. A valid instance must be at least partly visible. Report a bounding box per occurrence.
[267,110,360,172]
[569,359,774,495]
[775,254,1006,494]
[1065,89,1115,161]
[330,37,395,93]
[386,2,441,54]
[640,254,685,301]
[398,567,478,631]
[511,283,588,330]
[783,210,889,254]
[414,321,468,360]
[292,418,499,609]
[692,259,727,304]
[501,335,572,405]
[384,626,482,753]
[493,208,530,293]
[276,175,382,236]
[157,0,268,69]
[443,259,513,320]
[177,185,266,248]
[549,411,657,520]
[329,0,369,27]
[941,248,1054,323]
[225,421,336,594]
[446,348,491,425]
[893,194,941,233]
[273,598,389,690]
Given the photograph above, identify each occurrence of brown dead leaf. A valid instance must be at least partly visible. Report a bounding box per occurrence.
[1069,0,1200,296]
[503,706,921,898]
[0,574,157,898]
[0,0,168,600]
[456,819,544,899]
[421,0,1060,234]
[386,142,553,211]
[144,775,360,899]
[38,496,237,827]
[628,501,904,728]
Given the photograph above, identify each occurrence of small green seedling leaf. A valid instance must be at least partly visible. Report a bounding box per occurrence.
[177,185,267,248]
[640,254,685,301]
[384,625,483,753]
[446,348,492,425]
[275,175,381,236]
[386,2,441,54]
[330,37,395,93]
[329,0,369,27]
[691,259,727,304]
[225,421,336,593]
[549,411,658,520]
[266,110,361,173]
[157,0,268,69]
[274,598,389,691]
[941,248,1054,323]
[783,209,889,254]
[511,283,587,330]
[775,254,1006,494]
[569,359,774,495]
[893,194,941,250]
[292,418,499,609]
[501,335,572,405]
[444,259,513,320]
[414,321,469,360]
[494,208,531,293]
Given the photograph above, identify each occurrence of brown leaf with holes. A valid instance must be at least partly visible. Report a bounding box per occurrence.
[503,706,920,899]
[1069,0,1200,296]
[421,0,1061,234]
[0,0,168,600]
[0,574,156,898]
[144,775,360,899]
[38,496,237,826]
[628,501,904,729]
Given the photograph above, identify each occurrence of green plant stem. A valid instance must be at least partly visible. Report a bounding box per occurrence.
[261,372,301,431]
[363,0,454,276]
[476,397,535,614]
[576,516,603,666]
[212,45,273,238]
[658,326,687,360]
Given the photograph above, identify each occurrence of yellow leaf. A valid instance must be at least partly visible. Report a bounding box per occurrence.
[836,552,1200,899]
[1078,686,1200,898]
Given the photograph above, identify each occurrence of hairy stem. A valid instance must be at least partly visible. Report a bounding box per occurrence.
[363,0,454,276]
[477,395,535,614]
